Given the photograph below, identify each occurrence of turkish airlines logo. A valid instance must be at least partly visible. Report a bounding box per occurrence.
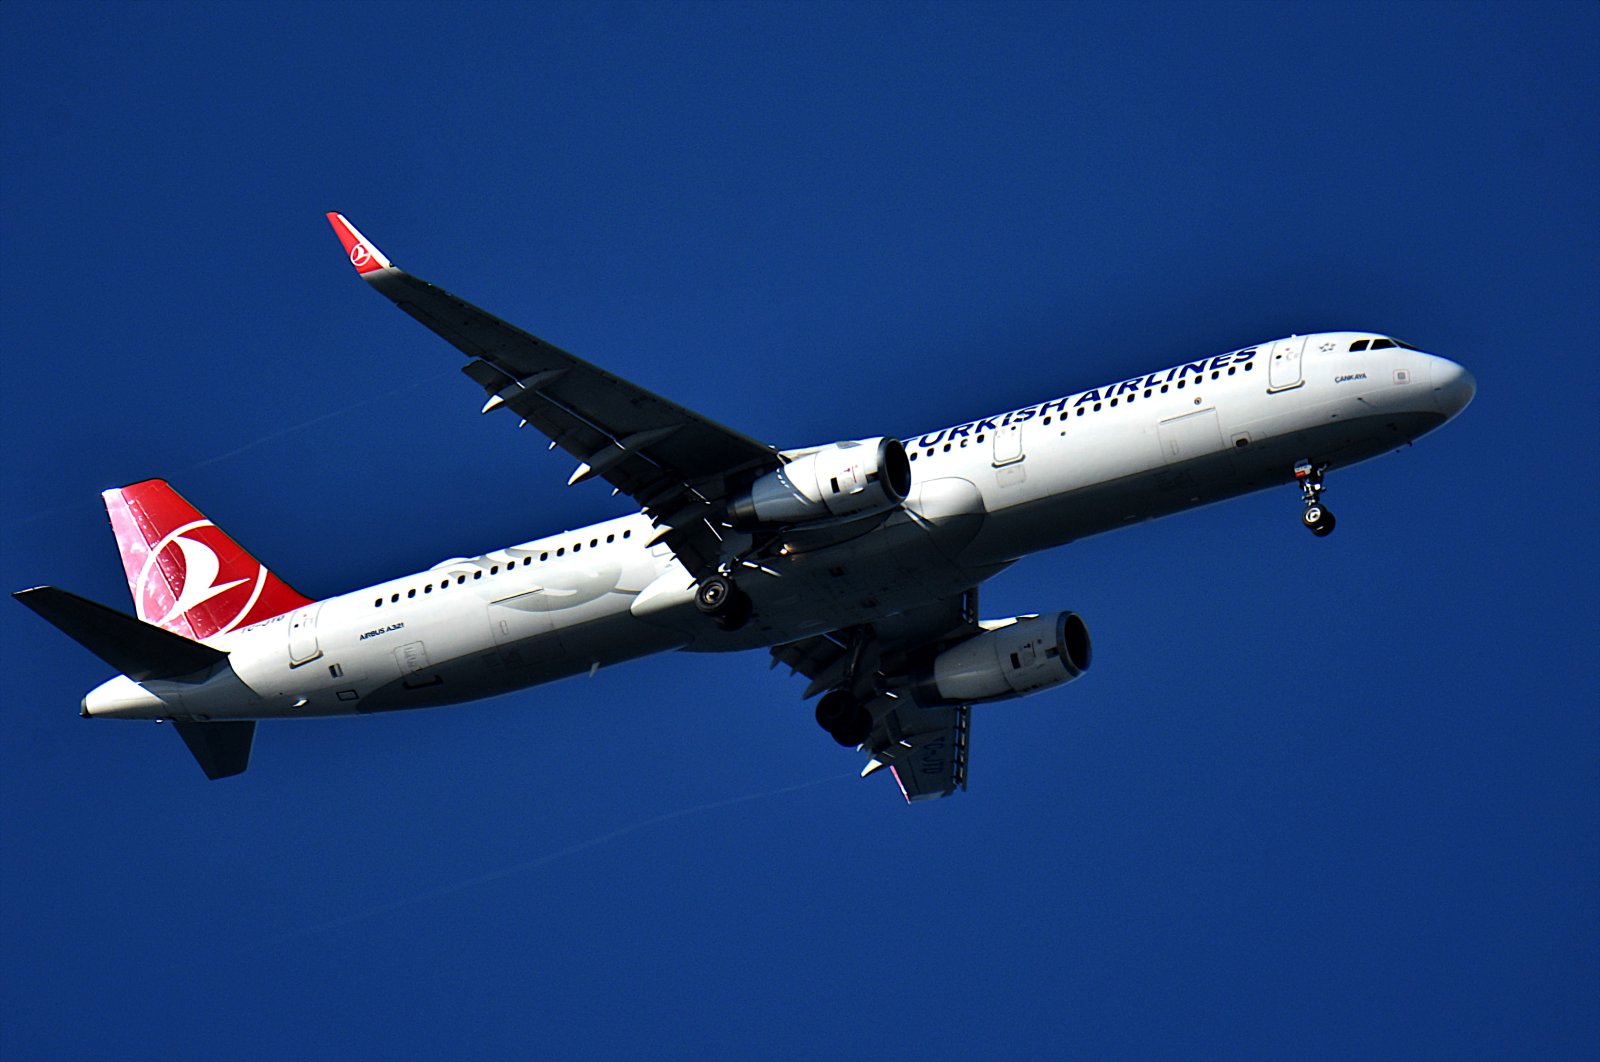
[133,519,266,638]
[349,243,372,268]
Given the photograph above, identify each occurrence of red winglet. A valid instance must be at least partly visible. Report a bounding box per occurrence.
[326,212,392,275]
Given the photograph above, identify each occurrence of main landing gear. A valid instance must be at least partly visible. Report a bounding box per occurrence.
[815,690,873,748]
[1295,460,1336,537]
[813,625,875,747]
[695,574,752,631]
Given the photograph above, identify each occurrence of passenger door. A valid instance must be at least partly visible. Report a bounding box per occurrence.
[1268,336,1307,392]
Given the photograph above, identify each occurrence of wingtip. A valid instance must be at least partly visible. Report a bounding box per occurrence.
[326,211,392,275]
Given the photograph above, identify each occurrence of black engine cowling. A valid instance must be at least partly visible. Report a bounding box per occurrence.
[728,437,911,530]
[910,612,1092,706]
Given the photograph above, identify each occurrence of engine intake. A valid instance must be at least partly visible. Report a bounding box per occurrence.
[729,437,911,530]
[911,612,1092,707]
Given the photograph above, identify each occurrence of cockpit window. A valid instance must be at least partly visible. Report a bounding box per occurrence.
[1370,338,1396,350]
[1349,339,1370,351]
[1393,338,1421,351]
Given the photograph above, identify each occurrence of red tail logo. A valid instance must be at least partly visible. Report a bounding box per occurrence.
[103,479,314,641]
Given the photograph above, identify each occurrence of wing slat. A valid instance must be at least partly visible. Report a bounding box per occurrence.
[329,213,780,577]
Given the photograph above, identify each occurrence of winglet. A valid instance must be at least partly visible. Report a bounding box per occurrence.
[326,212,393,276]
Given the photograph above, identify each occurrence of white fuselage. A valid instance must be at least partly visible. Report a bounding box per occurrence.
[84,333,1474,722]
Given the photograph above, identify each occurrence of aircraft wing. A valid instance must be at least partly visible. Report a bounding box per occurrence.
[771,590,978,802]
[327,213,780,577]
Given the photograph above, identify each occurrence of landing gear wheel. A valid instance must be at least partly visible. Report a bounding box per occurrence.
[831,707,873,748]
[815,691,872,747]
[695,575,752,631]
[815,690,854,731]
[695,576,734,615]
[1301,504,1336,537]
[1294,460,1336,538]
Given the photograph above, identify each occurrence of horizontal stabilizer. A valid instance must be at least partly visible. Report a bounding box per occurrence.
[13,586,227,681]
[172,720,255,780]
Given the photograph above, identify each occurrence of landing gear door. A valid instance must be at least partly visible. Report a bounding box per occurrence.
[1268,336,1307,392]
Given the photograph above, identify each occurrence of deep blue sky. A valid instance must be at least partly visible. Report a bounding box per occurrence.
[3,2,1595,1057]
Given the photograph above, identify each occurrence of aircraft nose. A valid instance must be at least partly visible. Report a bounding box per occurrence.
[1431,357,1477,418]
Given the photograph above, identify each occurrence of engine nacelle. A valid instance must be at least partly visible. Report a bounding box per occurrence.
[911,612,1092,707]
[729,437,911,529]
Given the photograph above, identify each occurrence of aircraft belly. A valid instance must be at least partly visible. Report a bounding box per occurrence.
[964,409,1445,562]
[682,506,997,653]
[358,606,683,713]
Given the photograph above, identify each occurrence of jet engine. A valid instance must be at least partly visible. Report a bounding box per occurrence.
[728,437,911,529]
[910,612,1092,706]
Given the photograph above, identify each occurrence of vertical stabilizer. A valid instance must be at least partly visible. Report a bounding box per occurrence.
[102,479,314,641]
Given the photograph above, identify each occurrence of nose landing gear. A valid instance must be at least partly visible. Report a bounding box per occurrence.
[1294,460,1336,536]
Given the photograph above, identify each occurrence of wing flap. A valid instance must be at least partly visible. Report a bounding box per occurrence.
[869,702,970,802]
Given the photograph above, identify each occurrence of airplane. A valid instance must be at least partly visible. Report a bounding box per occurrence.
[13,213,1476,801]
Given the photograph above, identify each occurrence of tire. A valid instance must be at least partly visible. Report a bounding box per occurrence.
[831,707,873,748]
[714,585,752,631]
[1312,511,1336,537]
[1302,504,1325,529]
[815,690,854,731]
[695,575,735,615]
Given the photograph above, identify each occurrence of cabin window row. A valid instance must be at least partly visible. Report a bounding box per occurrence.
[1348,337,1420,352]
[908,362,1253,460]
[373,528,633,606]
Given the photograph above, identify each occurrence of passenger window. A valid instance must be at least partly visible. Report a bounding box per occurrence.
[1161,384,1169,393]
[1371,338,1395,350]
[407,589,416,599]
[474,571,483,580]
[457,575,466,584]
[1349,339,1370,351]
[490,565,499,575]
[1109,398,1118,407]
[1245,362,1254,370]
[623,530,631,539]
[1228,366,1236,375]
[591,539,598,548]
[391,593,400,602]
[424,584,432,593]
[607,535,615,543]
[1076,407,1084,416]
[557,548,565,556]
[1093,402,1102,411]
[374,598,382,608]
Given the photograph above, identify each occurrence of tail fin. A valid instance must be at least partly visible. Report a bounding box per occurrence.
[102,479,314,641]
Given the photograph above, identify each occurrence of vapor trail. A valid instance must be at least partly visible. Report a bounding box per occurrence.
[11,369,457,530]
[288,772,854,938]
[180,368,458,473]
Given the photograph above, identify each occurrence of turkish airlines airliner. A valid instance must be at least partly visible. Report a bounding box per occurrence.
[15,215,1476,801]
